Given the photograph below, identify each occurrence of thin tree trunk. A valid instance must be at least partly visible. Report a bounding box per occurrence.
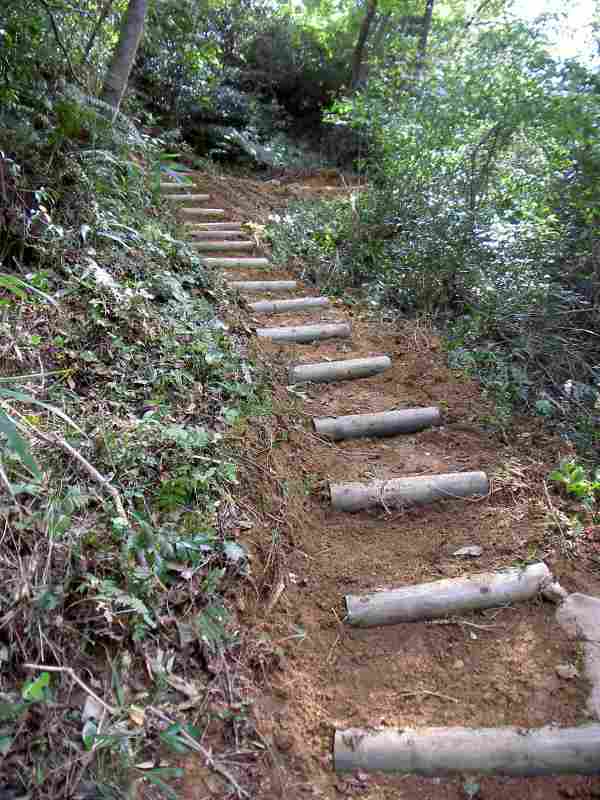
[414,0,435,84]
[85,0,114,62]
[351,0,378,90]
[101,0,147,111]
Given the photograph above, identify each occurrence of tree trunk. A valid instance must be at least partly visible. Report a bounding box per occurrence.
[101,0,147,111]
[351,0,378,90]
[84,0,114,61]
[414,0,435,84]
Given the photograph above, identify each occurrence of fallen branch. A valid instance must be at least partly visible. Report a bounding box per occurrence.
[10,412,128,524]
[24,663,118,715]
[44,431,128,523]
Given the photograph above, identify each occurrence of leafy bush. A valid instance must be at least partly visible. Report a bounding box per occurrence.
[269,23,600,457]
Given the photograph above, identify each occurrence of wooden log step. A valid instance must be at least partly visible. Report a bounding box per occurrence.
[288,356,391,385]
[165,193,210,202]
[330,471,489,513]
[228,281,298,292]
[180,208,225,217]
[249,297,329,314]
[191,240,254,252]
[187,222,244,231]
[191,230,250,240]
[345,562,551,627]
[334,724,600,776]
[256,322,351,343]
[203,257,269,268]
[314,407,441,441]
[160,181,194,191]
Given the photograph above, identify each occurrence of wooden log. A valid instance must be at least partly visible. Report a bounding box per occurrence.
[330,471,489,513]
[228,281,298,292]
[288,356,391,385]
[165,193,210,202]
[344,562,551,627]
[180,208,225,217]
[204,257,269,268]
[314,407,441,441]
[187,222,243,231]
[191,230,250,240]
[160,181,194,190]
[249,297,330,314]
[256,322,351,343]
[191,240,254,252]
[334,725,600,776]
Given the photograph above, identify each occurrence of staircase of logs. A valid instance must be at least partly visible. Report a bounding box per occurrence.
[162,177,600,781]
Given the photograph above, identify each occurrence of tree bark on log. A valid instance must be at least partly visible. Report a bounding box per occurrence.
[250,297,329,314]
[257,322,351,343]
[314,407,441,441]
[229,281,298,292]
[334,724,600,775]
[345,562,552,627]
[288,356,391,384]
[330,471,489,512]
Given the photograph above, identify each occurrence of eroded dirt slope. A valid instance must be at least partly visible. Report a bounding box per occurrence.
[179,171,600,800]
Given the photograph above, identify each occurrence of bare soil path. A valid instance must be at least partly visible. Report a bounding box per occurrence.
[168,173,600,800]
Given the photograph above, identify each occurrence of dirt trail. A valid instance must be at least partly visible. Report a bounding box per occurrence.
[173,173,600,800]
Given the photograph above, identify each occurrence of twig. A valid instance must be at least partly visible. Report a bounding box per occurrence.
[425,617,502,631]
[24,663,118,715]
[147,706,250,799]
[398,688,459,704]
[45,432,128,522]
[15,422,128,523]
[326,634,341,663]
[266,578,286,613]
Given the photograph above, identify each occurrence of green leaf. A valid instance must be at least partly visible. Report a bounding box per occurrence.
[159,724,191,755]
[0,274,27,299]
[22,671,50,701]
[0,408,40,478]
[194,605,230,652]
[138,769,183,800]
[82,718,97,750]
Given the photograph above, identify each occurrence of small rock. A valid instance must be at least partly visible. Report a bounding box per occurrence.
[542,582,569,603]
[453,545,483,558]
[274,732,293,751]
[453,659,465,670]
[556,663,579,680]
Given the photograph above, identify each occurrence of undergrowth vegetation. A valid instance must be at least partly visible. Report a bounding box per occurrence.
[0,90,269,798]
[268,24,600,459]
